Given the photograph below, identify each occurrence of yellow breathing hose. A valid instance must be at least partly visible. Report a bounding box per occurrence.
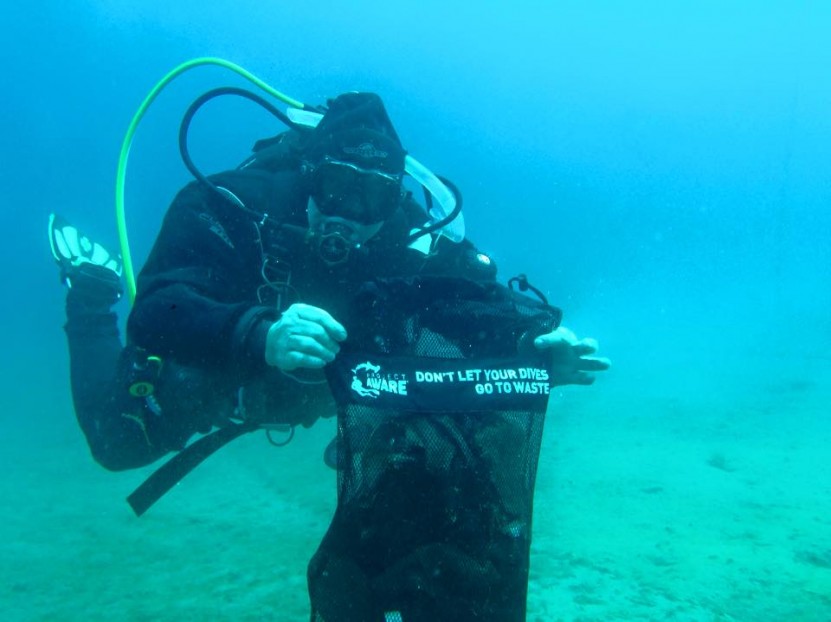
[115,57,306,303]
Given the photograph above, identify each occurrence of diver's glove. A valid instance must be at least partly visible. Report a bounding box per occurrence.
[265,303,348,372]
[534,326,611,386]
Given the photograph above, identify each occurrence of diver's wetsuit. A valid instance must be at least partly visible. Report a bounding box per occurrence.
[66,161,496,471]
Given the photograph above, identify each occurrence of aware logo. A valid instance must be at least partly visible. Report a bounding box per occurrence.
[350,361,408,398]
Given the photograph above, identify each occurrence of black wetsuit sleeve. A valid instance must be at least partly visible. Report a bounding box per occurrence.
[127,182,276,380]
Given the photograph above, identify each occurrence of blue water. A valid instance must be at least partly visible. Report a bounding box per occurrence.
[2,2,829,620]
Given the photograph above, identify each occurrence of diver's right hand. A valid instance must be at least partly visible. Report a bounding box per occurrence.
[265,303,348,371]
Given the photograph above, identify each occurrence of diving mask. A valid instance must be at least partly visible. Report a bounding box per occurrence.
[311,158,403,224]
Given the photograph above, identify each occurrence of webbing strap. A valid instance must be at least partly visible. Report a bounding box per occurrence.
[127,421,257,516]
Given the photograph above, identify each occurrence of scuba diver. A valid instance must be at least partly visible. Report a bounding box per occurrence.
[50,90,610,473]
[50,82,610,621]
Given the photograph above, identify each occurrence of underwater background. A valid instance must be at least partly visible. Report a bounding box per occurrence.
[1,1,829,620]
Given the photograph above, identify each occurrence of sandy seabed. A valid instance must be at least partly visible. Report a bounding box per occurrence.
[1,362,829,621]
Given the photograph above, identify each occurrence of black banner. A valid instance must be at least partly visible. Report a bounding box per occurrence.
[327,352,553,413]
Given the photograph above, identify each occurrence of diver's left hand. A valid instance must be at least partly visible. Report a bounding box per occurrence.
[534,326,611,387]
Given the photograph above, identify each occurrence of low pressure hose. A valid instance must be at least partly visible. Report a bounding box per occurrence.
[115,57,308,303]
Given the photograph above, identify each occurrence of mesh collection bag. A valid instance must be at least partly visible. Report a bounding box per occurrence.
[309,276,561,622]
